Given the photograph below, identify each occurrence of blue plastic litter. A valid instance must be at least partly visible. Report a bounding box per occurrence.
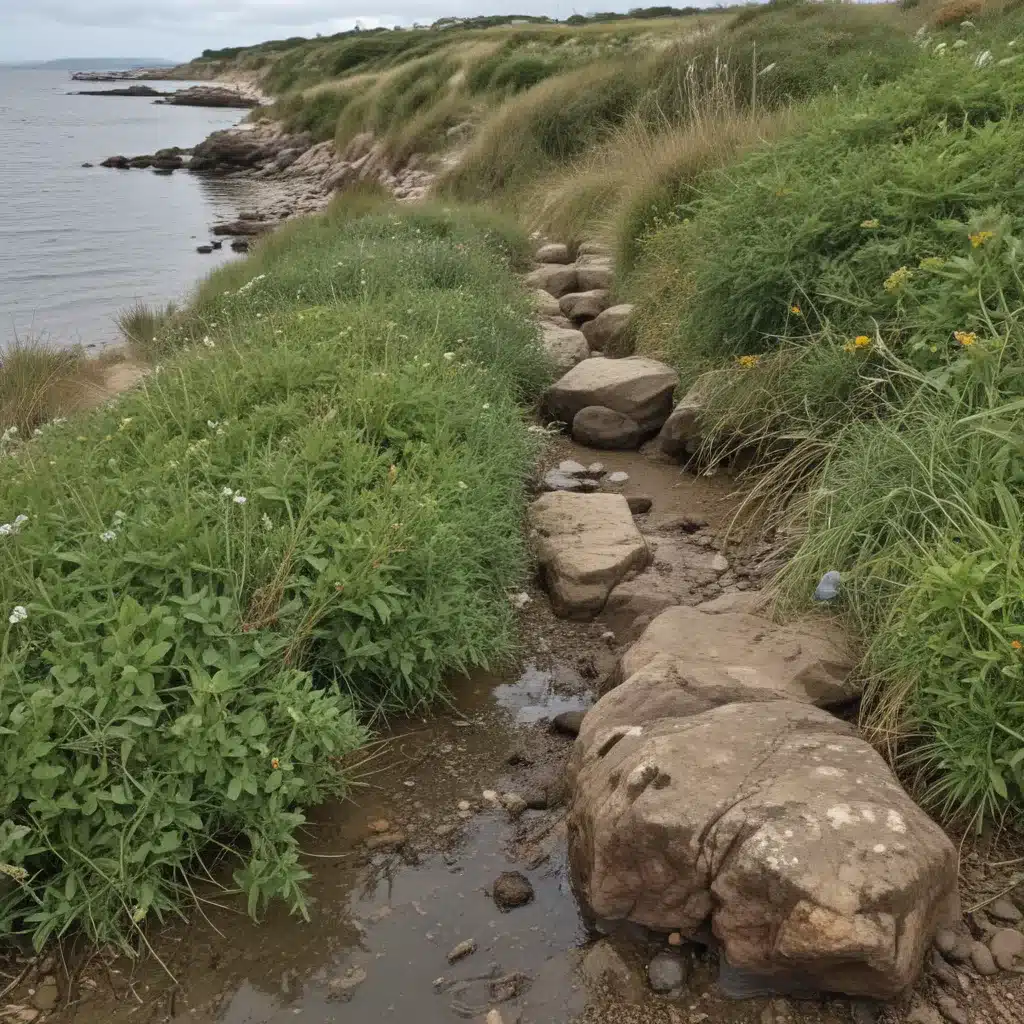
[813,570,841,602]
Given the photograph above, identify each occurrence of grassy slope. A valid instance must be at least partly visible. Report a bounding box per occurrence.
[0,198,550,950]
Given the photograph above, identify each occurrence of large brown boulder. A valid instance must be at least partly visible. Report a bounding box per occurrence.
[571,406,642,450]
[545,357,678,435]
[559,290,610,323]
[536,242,571,264]
[540,324,590,373]
[530,492,649,618]
[569,700,960,998]
[656,378,710,457]
[525,264,578,298]
[580,603,856,748]
[582,304,634,356]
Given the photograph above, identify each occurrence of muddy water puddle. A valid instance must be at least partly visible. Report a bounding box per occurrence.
[51,651,603,1024]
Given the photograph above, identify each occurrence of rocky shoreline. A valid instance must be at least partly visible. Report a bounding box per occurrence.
[96,118,442,252]
[74,84,258,108]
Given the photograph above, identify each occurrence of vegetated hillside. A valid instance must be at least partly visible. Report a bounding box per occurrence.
[0,195,550,951]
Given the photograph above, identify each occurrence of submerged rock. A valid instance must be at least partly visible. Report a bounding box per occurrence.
[493,871,535,910]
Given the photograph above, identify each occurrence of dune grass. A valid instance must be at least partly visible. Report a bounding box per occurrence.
[0,198,551,952]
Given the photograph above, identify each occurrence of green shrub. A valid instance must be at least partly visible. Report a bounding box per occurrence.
[0,203,550,951]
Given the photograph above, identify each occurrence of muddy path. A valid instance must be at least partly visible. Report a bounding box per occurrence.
[23,442,839,1024]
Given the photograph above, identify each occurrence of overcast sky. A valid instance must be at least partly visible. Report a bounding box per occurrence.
[1,0,656,62]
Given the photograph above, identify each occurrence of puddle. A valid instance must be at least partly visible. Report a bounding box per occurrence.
[492,662,593,724]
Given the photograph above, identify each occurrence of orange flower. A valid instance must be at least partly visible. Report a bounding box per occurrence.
[1013,641,1022,650]
[790,304,802,316]
[271,757,280,770]
[954,330,976,347]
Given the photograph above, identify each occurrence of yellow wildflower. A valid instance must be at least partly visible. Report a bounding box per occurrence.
[1012,640,1022,650]
[883,266,912,294]
[854,335,871,348]
[969,230,995,248]
[954,330,976,346]
[919,256,945,271]
[790,304,802,316]
[736,354,760,369]
[860,219,880,229]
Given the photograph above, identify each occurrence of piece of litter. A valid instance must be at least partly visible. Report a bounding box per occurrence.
[813,570,841,602]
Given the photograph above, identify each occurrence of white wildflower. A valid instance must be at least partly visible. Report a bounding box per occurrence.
[233,494,247,505]
[261,513,273,531]
[8,605,28,624]
[443,352,455,360]
[975,49,993,67]
[482,403,491,410]
[100,530,118,543]
[203,336,215,349]
[221,486,235,497]
[457,481,468,490]
[33,428,43,437]
[207,420,220,430]
[511,592,532,610]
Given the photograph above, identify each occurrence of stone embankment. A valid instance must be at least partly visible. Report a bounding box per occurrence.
[524,239,1022,1017]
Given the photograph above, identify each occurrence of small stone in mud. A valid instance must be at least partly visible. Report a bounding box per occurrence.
[31,976,59,1012]
[501,792,528,818]
[990,926,1024,970]
[989,898,1023,924]
[551,709,585,736]
[936,995,968,1024]
[647,951,686,993]
[328,966,367,1000]
[969,940,997,976]
[365,832,406,851]
[486,1011,506,1024]
[606,470,629,485]
[457,800,471,811]
[482,789,498,802]
[368,819,391,833]
[587,462,605,475]
[668,932,683,947]
[558,459,588,477]
[447,938,477,963]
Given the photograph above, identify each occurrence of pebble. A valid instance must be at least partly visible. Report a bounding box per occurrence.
[551,710,585,737]
[941,930,974,963]
[934,928,958,955]
[711,553,729,573]
[482,789,499,802]
[587,462,605,475]
[988,897,1023,924]
[906,1000,944,1024]
[543,469,584,492]
[501,792,528,819]
[928,950,961,991]
[493,870,535,910]
[647,951,686,992]
[606,471,629,484]
[990,926,1024,970]
[447,938,477,963]
[969,940,997,976]
[457,800,471,811]
[31,976,58,1012]
[368,819,391,833]
[558,459,588,477]
[668,932,683,947]
[327,966,367,1000]
[936,995,968,1024]
[486,1012,506,1024]
[365,832,406,851]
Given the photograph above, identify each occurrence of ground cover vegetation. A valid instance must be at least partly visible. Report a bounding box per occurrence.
[0,198,550,952]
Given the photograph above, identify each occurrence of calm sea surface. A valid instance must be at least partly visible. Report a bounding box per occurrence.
[0,69,272,350]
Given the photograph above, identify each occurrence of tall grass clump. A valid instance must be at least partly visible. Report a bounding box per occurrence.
[0,199,551,952]
[0,340,106,436]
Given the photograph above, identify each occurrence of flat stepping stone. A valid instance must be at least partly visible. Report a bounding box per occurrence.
[536,242,571,263]
[545,356,678,435]
[530,492,649,619]
[569,700,959,999]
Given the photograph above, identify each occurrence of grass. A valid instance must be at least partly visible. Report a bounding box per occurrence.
[0,197,552,952]
[622,10,1024,827]
[0,340,108,437]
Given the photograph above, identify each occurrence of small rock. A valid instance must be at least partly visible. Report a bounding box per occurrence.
[542,469,584,493]
[328,966,367,1000]
[647,951,686,993]
[457,800,471,811]
[936,995,968,1024]
[606,471,629,484]
[536,242,570,264]
[558,459,589,477]
[31,976,58,1012]
[493,870,535,910]
[486,1011,506,1024]
[711,553,729,573]
[196,244,213,254]
[668,932,683,947]
[851,1000,883,1024]
[969,940,997,976]
[447,938,477,963]
[551,710,585,736]
[988,898,1023,924]
[906,999,944,1024]
[934,929,959,955]
[928,949,961,991]
[990,926,1024,970]
[626,495,653,515]
[482,789,499,802]
[581,939,645,1004]
[945,932,975,964]
[501,792,528,819]
[368,819,391,833]
[587,462,605,475]
[365,832,405,851]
